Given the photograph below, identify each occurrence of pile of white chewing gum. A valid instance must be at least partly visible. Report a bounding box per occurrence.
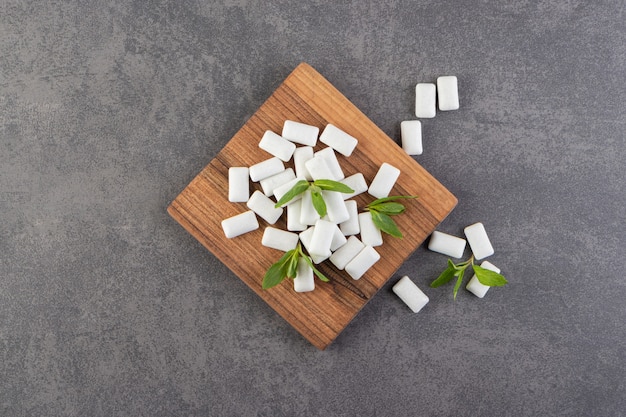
[222,120,403,291]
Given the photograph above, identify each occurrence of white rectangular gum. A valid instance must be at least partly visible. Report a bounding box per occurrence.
[299,190,321,225]
[358,212,383,247]
[259,130,296,162]
[428,231,466,258]
[293,257,315,293]
[464,222,494,260]
[368,162,400,198]
[261,227,299,252]
[221,210,259,238]
[401,120,423,156]
[437,76,459,111]
[415,83,436,118]
[260,168,295,197]
[345,245,380,280]
[228,167,250,203]
[246,190,283,224]
[323,190,350,224]
[304,155,337,181]
[308,219,335,257]
[340,173,368,200]
[330,236,365,270]
[287,199,307,232]
[339,200,359,236]
[293,146,314,181]
[319,124,358,157]
[466,260,501,298]
[282,120,319,146]
[299,227,330,264]
[249,157,285,182]
[313,147,345,180]
[392,276,429,313]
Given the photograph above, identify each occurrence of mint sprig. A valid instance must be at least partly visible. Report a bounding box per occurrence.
[365,195,418,238]
[430,255,508,299]
[274,179,354,217]
[262,243,330,290]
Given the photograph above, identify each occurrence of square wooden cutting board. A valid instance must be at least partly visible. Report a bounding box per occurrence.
[168,63,457,350]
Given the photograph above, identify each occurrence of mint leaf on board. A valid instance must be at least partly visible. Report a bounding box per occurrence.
[368,195,418,206]
[310,187,327,217]
[370,210,403,238]
[473,265,508,286]
[367,202,406,215]
[274,180,310,208]
[313,179,354,193]
[262,249,296,289]
[302,255,330,282]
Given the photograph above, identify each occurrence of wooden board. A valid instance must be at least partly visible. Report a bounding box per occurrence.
[168,63,457,350]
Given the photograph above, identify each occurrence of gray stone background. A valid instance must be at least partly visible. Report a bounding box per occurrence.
[1,1,624,416]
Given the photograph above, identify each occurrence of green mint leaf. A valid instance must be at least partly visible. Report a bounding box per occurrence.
[286,252,299,279]
[370,210,402,238]
[313,179,354,193]
[262,249,297,289]
[310,189,327,217]
[368,195,418,206]
[452,268,465,300]
[430,266,456,288]
[367,202,406,215]
[473,265,508,286]
[274,180,310,208]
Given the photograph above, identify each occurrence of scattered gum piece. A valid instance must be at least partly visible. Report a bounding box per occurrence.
[282,120,319,146]
[368,162,400,198]
[437,76,459,111]
[319,124,358,157]
[246,190,283,224]
[464,222,494,260]
[259,130,296,162]
[261,227,299,252]
[392,276,429,313]
[221,210,259,238]
[415,83,436,118]
[428,230,466,258]
[401,120,423,156]
[345,245,380,280]
[228,167,249,203]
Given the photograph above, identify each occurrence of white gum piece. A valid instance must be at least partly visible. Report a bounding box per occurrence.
[358,212,383,247]
[392,276,429,313]
[464,222,494,260]
[287,199,307,232]
[293,146,314,181]
[345,245,380,280]
[299,190,321,225]
[260,168,295,197]
[259,130,296,162]
[305,155,337,181]
[401,120,423,156]
[339,200,359,236]
[368,162,400,198]
[261,227,299,252]
[329,236,365,270]
[323,190,350,224]
[228,167,250,203]
[221,210,259,238]
[415,83,436,118]
[282,120,319,146]
[340,173,368,200]
[309,219,335,257]
[466,260,501,298]
[299,227,330,264]
[293,256,315,293]
[249,157,285,182]
[437,76,459,111]
[313,147,344,180]
[319,124,358,157]
[246,190,283,225]
[330,224,347,252]
[428,230,466,258]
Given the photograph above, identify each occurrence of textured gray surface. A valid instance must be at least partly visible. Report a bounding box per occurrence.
[1,1,625,416]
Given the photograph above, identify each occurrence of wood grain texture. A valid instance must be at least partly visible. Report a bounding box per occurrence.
[168,63,457,349]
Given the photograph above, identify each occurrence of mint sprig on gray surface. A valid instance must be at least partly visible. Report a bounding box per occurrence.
[430,255,508,299]
[365,195,418,238]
